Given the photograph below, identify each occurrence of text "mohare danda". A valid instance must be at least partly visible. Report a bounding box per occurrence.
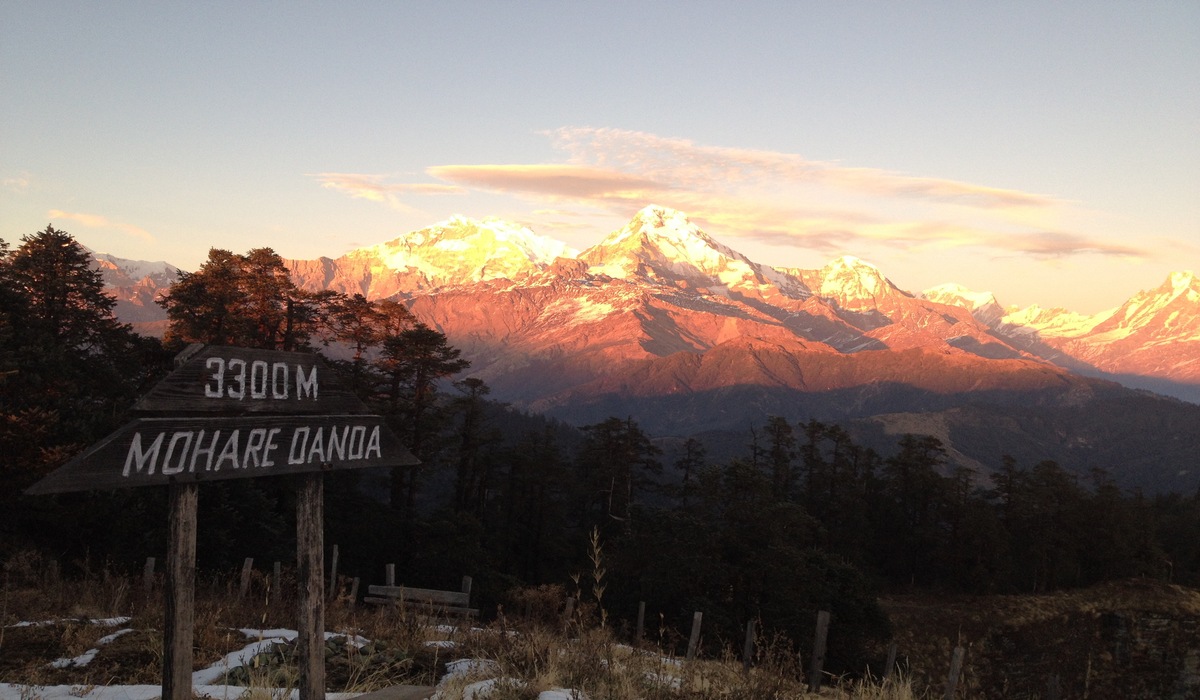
[122,424,383,477]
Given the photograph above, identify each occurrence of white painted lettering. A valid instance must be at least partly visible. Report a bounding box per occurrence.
[123,432,165,477]
[189,430,220,472]
[262,428,282,467]
[289,427,310,465]
[271,362,289,399]
[365,426,381,459]
[215,430,241,470]
[205,358,225,398]
[348,425,366,459]
[161,431,194,476]
[296,365,318,400]
[243,428,268,467]
[307,428,326,463]
[227,359,246,400]
[327,425,348,461]
[249,361,268,399]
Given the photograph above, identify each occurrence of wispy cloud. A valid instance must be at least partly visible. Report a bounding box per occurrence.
[316,127,1147,261]
[47,210,155,243]
[548,127,1059,210]
[310,172,464,212]
[427,164,664,200]
[3,173,32,194]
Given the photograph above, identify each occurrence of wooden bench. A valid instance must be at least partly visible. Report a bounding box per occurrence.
[364,575,477,618]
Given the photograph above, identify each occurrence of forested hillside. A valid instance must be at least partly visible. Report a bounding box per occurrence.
[3,227,1199,674]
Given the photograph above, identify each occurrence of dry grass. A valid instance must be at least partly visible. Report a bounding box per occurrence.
[1,553,924,699]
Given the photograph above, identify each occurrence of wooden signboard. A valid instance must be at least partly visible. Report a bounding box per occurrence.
[133,344,368,415]
[25,414,415,494]
[25,343,418,700]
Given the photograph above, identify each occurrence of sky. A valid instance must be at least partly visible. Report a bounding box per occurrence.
[1,2,1197,314]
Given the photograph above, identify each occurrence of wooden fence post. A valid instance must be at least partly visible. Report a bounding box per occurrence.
[143,557,155,594]
[273,561,282,597]
[296,473,325,700]
[563,596,576,622]
[239,557,254,599]
[1046,673,1061,700]
[348,577,360,608]
[385,563,395,587]
[883,642,898,681]
[327,544,339,599]
[636,601,646,643]
[944,646,965,700]
[686,611,703,661]
[808,610,831,692]
[162,482,197,700]
[742,619,756,671]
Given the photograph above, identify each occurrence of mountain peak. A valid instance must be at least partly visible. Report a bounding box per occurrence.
[922,282,1000,311]
[1168,270,1198,296]
[581,206,763,289]
[355,215,577,288]
[817,255,903,308]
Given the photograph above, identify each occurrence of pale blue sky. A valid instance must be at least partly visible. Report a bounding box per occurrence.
[2,1,1197,313]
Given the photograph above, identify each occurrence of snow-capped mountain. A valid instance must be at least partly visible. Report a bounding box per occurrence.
[89,205,1197,406]
[86,248,179,325]
[922,283,1006,326]
[579,206,801,297]
[287,216,576,298]
[928,270,1200,395]
[86,206,1200,490]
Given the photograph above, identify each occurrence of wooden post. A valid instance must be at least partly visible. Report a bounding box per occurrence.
[273,561,282,597]
[385,563,395,587]
[143,557,155,594]
[883,642,898,681]
[348,577,360,608]
[636,601,646,643]
[296,474,325,700]
[1046,673,1061,700]
[327,544,339,599]
[808,610,831,692]
[162,482,197,700]
[563,596,575,621]
[742,619,756,671]
[686,611,703,661]
[239,557,254,599]
[944,646,965,700]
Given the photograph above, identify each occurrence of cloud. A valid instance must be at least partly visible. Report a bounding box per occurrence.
[548,127,1059,209]
[3,173,32,194]
[310,172,464,212]
[317,127,1146,261]
[427,164,665,199]
[47,210,155,243]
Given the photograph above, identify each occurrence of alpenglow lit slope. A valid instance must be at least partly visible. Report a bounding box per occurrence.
[927,270,1200,392]
[89,205,1200,490]
[286,216,578,298]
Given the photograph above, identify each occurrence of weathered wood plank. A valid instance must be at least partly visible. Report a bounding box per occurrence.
[742,619,756,671]
[944,646,965,700]
[366,585,469,606]
[808,610,831,692]
[361,597,478,617]
[26,415,417,494]
[162,483,197,700]
[686,611,703,661]
[239,557,254,599]
[296,474,325,700]
[134,345,368,415]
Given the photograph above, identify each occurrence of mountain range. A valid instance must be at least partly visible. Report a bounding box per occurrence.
[92,205,1200,491]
